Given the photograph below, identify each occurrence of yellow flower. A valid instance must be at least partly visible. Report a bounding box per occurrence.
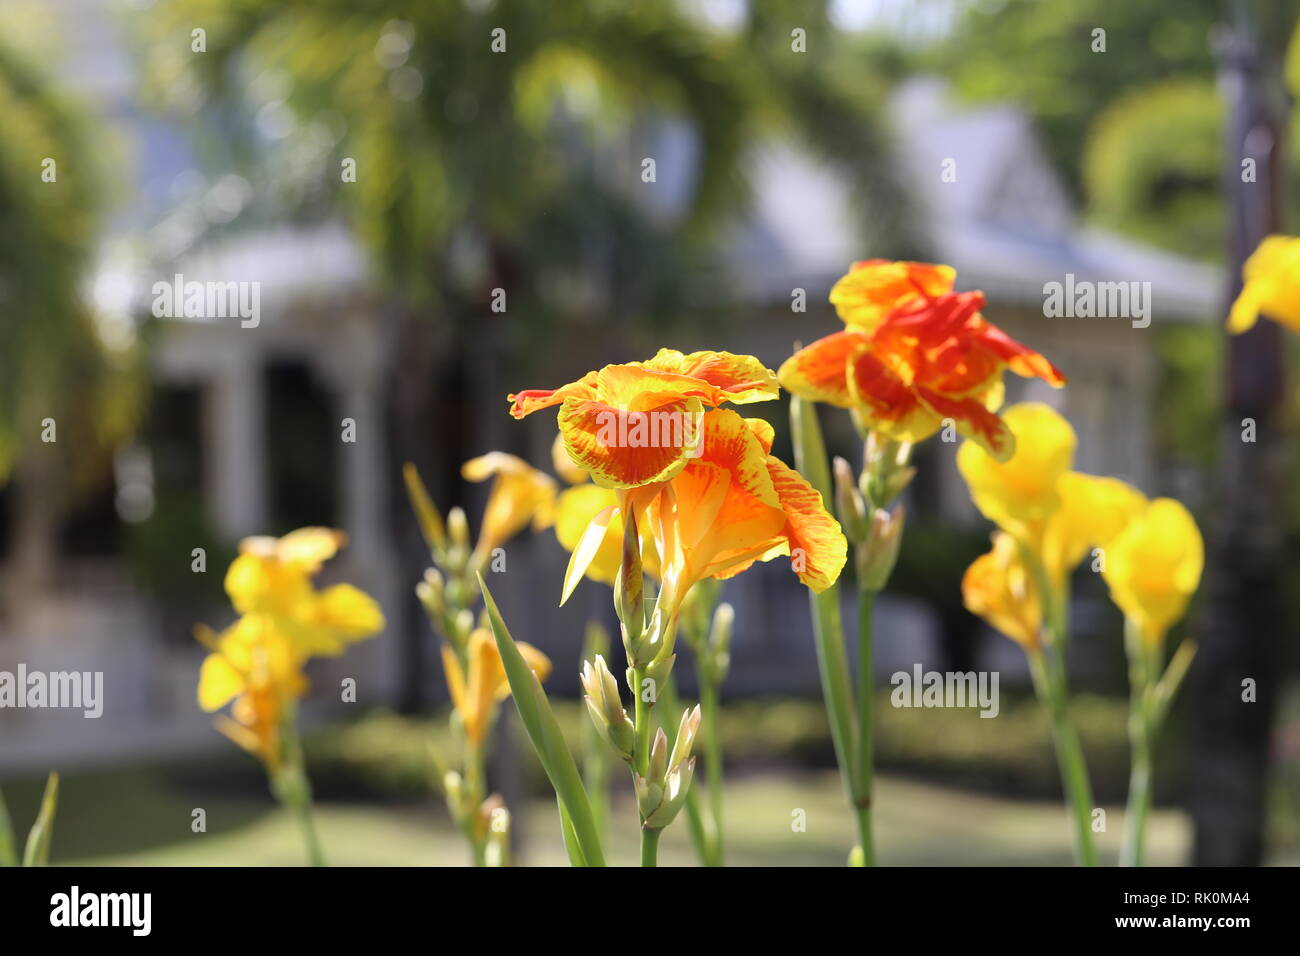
[1227,235,1300,334]
[551,433,590,485]
[198,528,384,766]
[956,403,1077,543]
[1101,498,1203,644]
[442,629,552,746]
[222,528,385,658]
[196,616,306,771]
[962,532,1043,651]
[462,452,558,563]
[1041,472,1147,589]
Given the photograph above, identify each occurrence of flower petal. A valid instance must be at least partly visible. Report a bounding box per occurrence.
[777,329,867,408]
[558,395,700,488]
[830,259,956,330]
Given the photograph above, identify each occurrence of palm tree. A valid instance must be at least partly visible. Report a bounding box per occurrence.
[0,37,140,596]
[135,0,907,711]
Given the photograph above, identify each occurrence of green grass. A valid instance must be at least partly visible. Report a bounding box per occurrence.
[3,766,1191,867]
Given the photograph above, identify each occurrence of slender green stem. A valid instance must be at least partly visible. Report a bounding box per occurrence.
[1122,719,1153,867]
[1029,651,1098,866]
[699,678,725,866]
[276,709,327,867]
[1122,617,1155,867]
[791,397,861,856]
[853,586,876,866]
[632,666,652,776]
[640,826,661,867]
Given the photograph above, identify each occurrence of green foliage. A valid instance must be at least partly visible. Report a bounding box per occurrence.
[0,34,141,503]
[135,0,906,339]
[941,0,1222,192]
[1083,80,1223,259]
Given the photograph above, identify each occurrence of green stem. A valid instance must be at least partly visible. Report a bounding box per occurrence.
[640,826,661,867]
[1122,718,1153,867]
[632,666,652,776]
[791,397,861,853]
[276,709,327,867]
[699,678,725,866]
[854,585,876,866]
[1121,617,1155,867]
[1029,651,1098,866]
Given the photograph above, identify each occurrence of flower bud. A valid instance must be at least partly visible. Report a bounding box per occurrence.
[447,506,472,559]
[615,507,645,652]
[859,504,906,592]
[580,656,635,761]
[833,456,869,542]
[416,567,447,620]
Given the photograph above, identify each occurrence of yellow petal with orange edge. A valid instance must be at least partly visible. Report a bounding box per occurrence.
[634,349,779,405]
[763,455,847,593]
[558,395,699,489]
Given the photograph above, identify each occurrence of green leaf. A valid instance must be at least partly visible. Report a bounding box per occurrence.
[0,786,17,866]
[556,798,587,867]
[478,574,606,867]
[22,772,58,867]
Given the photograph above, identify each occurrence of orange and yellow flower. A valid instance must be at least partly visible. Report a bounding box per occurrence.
[512,351,845,615]
[962,532,1043,651]
[443,629,552,746]
[780,260,1065,461]
[510,348,779,488]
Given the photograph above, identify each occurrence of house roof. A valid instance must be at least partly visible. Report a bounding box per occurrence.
[734,77,1223,322]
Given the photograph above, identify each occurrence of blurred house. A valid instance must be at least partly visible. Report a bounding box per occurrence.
[1,7,1222,770]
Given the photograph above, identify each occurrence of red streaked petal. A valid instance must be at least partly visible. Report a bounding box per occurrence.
[777,329,868,407]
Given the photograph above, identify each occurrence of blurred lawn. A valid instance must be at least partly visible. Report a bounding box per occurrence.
[5,768,1191,867]
[5,696,1296,865]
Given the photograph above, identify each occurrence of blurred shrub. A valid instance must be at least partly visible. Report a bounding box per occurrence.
[1082,80,1223,259]
[304,692,1181,805]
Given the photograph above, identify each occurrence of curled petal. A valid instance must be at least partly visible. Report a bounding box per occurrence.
[508,371,598,419]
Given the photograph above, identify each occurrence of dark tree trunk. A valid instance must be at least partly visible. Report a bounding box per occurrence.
[1190,17,1288,866]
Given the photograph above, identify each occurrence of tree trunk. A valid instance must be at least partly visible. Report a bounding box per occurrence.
[1191,18,1287,866]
